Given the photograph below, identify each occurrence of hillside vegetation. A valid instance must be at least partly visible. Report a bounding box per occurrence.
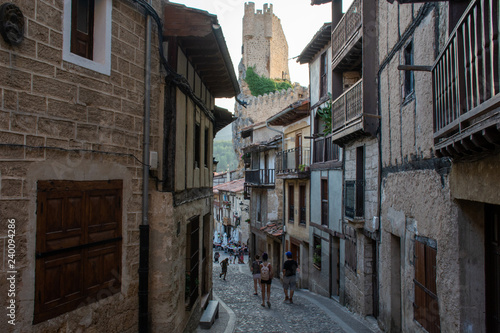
[213,140,238,171]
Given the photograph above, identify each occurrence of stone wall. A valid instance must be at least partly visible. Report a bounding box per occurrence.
[377,2,464,332]
[0,0,163,331]
[242,3,289,81]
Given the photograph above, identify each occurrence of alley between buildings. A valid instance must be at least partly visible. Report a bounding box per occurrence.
[197,253,381,333]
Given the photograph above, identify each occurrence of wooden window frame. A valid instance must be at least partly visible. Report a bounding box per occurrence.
[299,184,306,225]
[195,122,201,169]
[413,238,440,333]
[288,184,294,223]
[404,41,414,98]
[34,180,122,324]
[313,235,322,270]
[321,178,328,226]
[320,52,328,98]
[71,0,95,60]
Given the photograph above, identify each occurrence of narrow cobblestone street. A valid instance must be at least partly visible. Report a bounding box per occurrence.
[198,253,381,333]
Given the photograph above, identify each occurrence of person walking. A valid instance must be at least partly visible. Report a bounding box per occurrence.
[220,257,229,280]
[260,252,273,308]
[250,255,261,295]
[282,251,298,304]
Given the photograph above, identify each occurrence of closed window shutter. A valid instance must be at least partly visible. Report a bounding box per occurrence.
[35,180,122,324]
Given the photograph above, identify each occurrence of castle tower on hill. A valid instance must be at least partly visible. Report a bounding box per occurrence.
[241,2,290,82]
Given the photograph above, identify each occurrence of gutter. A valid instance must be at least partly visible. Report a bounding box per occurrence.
[139,2,152,332]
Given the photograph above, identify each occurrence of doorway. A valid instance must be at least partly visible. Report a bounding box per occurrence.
[391,234,402,332]
[330,237,340,298]
[486,204,500,332]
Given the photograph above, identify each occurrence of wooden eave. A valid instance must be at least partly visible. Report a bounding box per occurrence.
[311,0,332,5]
[267,99,310,126]
[162,2,239,98]
[297,23,331,64]
[213,106,235,135]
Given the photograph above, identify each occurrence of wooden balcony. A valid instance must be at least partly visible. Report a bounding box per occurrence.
[312,135,340,164]
[244,169,275,187]
[331,0,362,71]
[433,0,500,158]
[276,148,311,179]
[331,79,376,145]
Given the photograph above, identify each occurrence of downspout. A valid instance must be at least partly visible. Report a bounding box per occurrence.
[265,121,286,272]
[139,3,152,332]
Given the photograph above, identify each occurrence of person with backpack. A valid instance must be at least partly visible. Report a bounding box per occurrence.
[260,252,273,308]
[250,255,261,295]
[282,251,298,304]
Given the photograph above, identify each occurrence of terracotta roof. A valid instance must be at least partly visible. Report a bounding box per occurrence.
[297,23,331,64]
[260,223,283,237]
[213,178,245,193]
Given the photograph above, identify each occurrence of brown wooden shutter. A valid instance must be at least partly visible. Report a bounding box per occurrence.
[35,180,122,324]
[71,0,95,59]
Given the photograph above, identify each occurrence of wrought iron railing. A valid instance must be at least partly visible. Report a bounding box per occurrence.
[245,169,275,186]
[433,0,499,140]
[332,0,362,62]
[332,79,363,131]
[313,135,340,163]
[276,147,311,173]
[345,179,364,219]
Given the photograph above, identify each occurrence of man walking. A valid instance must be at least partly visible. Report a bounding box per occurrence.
[282,251,298,303]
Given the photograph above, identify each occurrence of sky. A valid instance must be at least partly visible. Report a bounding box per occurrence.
[173,0,353,111]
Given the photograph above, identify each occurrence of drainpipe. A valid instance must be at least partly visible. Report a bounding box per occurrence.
[139,4,152,332]
[265,121,286,271]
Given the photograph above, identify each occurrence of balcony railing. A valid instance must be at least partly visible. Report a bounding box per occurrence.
[313,135,340,163]
[276,148,311,174]
[332,79,363,131]
[345,179,364,220]
[245,169,275,186]
[332,0,362,63]
[433,0,499,146]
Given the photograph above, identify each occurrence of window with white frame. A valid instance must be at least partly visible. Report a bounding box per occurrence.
[63,0,112,75]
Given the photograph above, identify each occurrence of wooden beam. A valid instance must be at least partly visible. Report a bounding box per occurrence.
[397,65,433,72]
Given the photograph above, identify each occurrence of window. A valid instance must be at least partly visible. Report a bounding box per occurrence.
[321,178,328,225]
[414,238,440,332]
[355,146,364,218]
[404,42,414,98]
[63,0,112,75]
[299,184,306,225]
[71,0,95,59]
[34,180,122,324]
[313,235,321,269]
[204,127,209,168]
[185,217,200,310]
[195,123,201,168]
[320,52,328,98]
[288,184,294,223]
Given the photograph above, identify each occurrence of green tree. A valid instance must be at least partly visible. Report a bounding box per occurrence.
[213,140,238,171]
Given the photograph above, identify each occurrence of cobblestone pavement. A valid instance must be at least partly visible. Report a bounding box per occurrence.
[198,253,382,333]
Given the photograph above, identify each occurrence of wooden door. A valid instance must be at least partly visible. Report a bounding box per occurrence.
[486,204,500,332]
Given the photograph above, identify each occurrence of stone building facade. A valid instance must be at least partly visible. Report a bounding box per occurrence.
[242,2,289,82]
[378,1,500,332]
[0,1,237,332]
